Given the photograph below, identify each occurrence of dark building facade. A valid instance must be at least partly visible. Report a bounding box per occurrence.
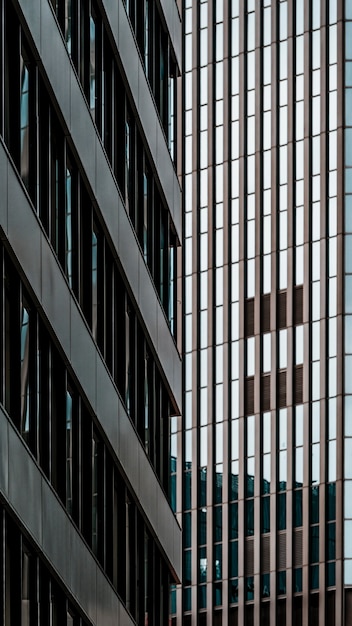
[175,0,352,625]
[0,0,182,624]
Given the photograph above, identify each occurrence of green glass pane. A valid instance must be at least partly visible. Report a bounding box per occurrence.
[230,502,238,539]
[328,523,336,560]
[230,541,238,578]
[294,490,303,526]
[277,570,286,595]
[310,564,319,589]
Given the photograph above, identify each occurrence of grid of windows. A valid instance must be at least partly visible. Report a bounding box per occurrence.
[1,0,178,337]
[0,244,173,623]
[178,0,347,623]
[0,0,182,621]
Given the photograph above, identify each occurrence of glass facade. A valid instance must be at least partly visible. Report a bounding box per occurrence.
[0,0,182,623]
[177,0,350,624]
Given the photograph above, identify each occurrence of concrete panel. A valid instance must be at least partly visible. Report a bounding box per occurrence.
[0,410,9,497]
[102,0,119,43]
[96,357,119,454]
[137,68,158,161]
[138,449,158,528]
[18,0,41,57]
[70,303,97,412]
[138,260,158,345]
[41,233,71,355]
[118,410,139,493]
[42,482,71,583]
[173,175,182,242]
[7,166,42,300]
[96,568,120,626]
[158,0,182,70]
[156,305,174,399]
[156,131,175,222]
[40,0,71,127]
[95,145,120,247]
[118,603,135,626]
[70,531,97,624]
[0,141,8,236]
[118,209,139,297]
[70,73,96,192]
[8,427,42,545]
[118,7,139,102]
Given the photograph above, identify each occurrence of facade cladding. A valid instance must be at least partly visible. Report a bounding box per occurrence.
[0,0,182,624]
[175,0,352,625]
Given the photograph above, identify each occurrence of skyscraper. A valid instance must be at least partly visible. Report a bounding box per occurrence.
[176,0,352,624]
[0,0,181,623]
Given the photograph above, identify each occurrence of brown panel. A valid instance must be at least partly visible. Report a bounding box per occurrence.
[245,377,255,415]
[294,529,303,567]
[229,607,238,625]
[294,285,303,325]
[245,298,255,336]
[261,294,271,333]
[327,590,335,626]
[261,535,270,573]
[261,374,271,411]
[345,590,352,625]
[277,371,287,408]
[277,291,287,329]
[294,365,303,404]
[278,532,286,570]
[245,538,254,575]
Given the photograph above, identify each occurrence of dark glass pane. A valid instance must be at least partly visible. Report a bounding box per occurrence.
[309,593,319,624]
[183,549,191,585]
[262,496,270,533]
[246,499,254,536]
[278,492,286,530]
[184,472,191,510]
[328,522,336,561]
[214,468,223,503]
[246,576,254,601]
[310,486,319,523]
[199,468,207,507]
[199,508,207,545]
[214,544,222,580]
[327,482,336,520]
[327,561,335,587]
[230,471,239,500]
[230,502,238,539]
[183,513,192,548]
[277,599,286,624]
[278,570,286,595]
[229,579,238,604]
[214,582,222,607]
[199,546,207,583]
[294,567,302,592]
[261,602,270,626]
[310,525,319,563]
[183,587,191,612]
[262,573,270,598]
[214,506,222,542]
[294,490,303,526]
[310,564,319,590]
[199,585,207,609]
[293,597,302,624]
[230,541,238,578]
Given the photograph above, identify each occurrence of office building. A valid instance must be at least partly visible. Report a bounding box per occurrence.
[174,0,352,624]
[0,0,182,623]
